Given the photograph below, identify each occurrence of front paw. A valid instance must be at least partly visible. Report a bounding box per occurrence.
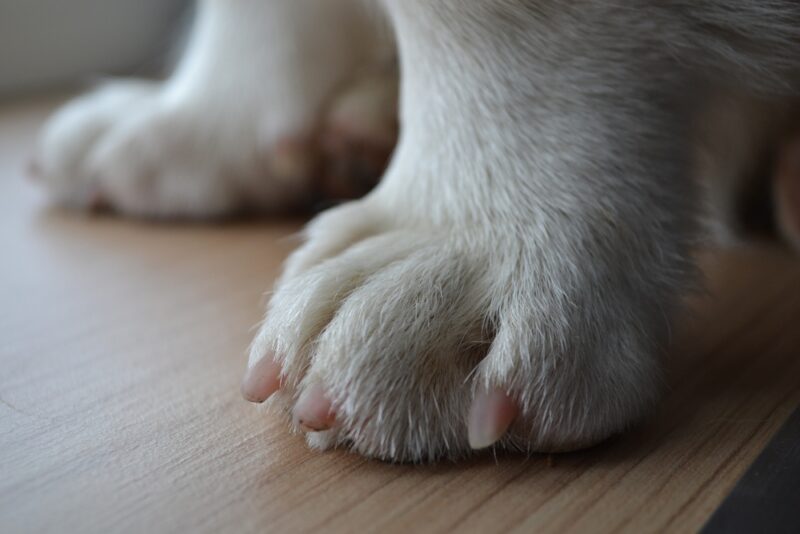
[33,81,319,218]
[32,81,158,211]
[244,200,669,462]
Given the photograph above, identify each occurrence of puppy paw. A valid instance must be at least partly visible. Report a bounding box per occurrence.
[33,80,324,218]
[245,200,665,462]
[33,69,399,218]
[31,81,157,210]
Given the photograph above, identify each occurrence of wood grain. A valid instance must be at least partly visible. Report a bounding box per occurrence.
[1,96,798,534]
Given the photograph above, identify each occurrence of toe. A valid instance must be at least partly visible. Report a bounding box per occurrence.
[300,245,487,461]
[468,388,518,450]
[293,382,336,432]
[241,353,282,403]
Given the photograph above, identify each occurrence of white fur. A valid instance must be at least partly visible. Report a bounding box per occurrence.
[35,0,394,217]
[35,0,800,462]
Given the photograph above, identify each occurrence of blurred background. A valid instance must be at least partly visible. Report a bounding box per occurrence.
[0,0,189,98]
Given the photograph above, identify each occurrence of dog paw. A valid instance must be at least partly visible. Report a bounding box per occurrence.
[33,69,398,218]
[244,199,664,462]
[33,80,325,218]
[31,81,157,211]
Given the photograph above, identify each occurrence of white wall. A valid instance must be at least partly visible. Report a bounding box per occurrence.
[0,0,189,97]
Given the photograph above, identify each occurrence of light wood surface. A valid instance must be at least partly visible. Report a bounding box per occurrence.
[1,96,799,534]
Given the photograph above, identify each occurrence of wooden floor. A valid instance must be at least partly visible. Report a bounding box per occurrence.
[1,96,799,534]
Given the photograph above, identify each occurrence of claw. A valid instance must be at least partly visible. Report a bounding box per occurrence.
[293,382,335,432]
[241,353,282,403]
[468,388,518,450]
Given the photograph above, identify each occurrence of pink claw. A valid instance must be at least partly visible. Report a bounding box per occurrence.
[468,388,519,450]
[293,382,335,432]
[241,353,282,403]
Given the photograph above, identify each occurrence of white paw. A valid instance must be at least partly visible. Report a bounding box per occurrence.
[33,81,157,210]
[33,73,398,218]
[33,80,321,218]
[244,199,663,462]
[32,0,398,219]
